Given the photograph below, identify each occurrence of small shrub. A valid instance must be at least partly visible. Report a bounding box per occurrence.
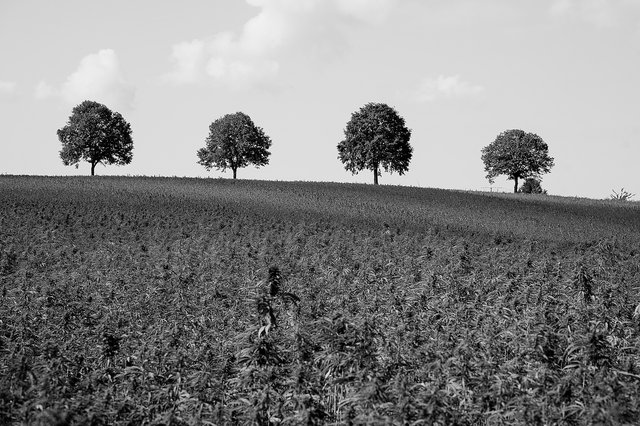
[518,177,547,194]
[610,188,635,201]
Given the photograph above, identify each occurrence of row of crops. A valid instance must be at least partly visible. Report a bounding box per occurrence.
[1,176,640,424]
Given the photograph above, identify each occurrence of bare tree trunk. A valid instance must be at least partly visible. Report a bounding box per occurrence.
[91,162,96,176]
[373,165,379,185]
[513,177,518,193]
[232,167,237,179]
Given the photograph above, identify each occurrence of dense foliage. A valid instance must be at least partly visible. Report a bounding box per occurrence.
[519,178,546,194]
[481,129,554,193]
[337,103,412,185]
[197,112,272,179]
[1,176,640,424]
[57,101,133,176]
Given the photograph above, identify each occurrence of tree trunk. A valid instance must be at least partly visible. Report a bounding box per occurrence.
[232,167,237,179]
[91,162,96,176]
[373,165,379,185]
[513,177,518,193]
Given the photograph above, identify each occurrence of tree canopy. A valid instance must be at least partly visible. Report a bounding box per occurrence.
[337,102,412,185]
[57,101,133,176]
[197,112,272,179]
[481,129,554,193]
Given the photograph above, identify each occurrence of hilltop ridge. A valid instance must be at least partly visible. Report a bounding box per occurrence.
[2,175,639,247]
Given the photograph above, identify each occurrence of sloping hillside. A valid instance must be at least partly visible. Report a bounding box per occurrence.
[1,176,639,424]
[2,175,639,246]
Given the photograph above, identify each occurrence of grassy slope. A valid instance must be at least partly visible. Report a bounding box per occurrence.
[1,176,640,424]
[3,175,638,245]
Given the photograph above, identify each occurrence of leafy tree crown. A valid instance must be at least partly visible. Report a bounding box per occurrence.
[57,100,133,175]
[481,129,554,185]
[337,102,412,179]
[197,112,272,177]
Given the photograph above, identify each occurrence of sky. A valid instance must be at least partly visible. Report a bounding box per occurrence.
[1,0,639,199]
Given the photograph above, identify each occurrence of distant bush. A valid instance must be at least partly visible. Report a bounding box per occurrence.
[518,177,547,194]
[611,188,635,201]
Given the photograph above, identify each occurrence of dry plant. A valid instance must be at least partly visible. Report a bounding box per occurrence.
[611,187,635,201]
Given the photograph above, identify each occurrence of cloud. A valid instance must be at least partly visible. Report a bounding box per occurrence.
[163,0,397,89]
[163,39,205,84]
[414,75,485,102]
[0,80,17,94]
[550,0,640,28]
[0,80,18,100]
[34,80,55,100]
[36,49,135,110]
[335,0,397,24]
[550,0,574,16]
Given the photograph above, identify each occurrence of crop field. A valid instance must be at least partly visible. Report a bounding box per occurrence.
[1,175,640,425]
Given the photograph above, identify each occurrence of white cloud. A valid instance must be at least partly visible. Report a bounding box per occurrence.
[163,0,397,89]
[414,75,485,102]
[335,0,397,24]
[0,81,15,92]
[34,80,55,100]
[163,39,205,84]
[550,0,574,17]
[61,49,135,110]
[550,0,640,28]
[205,56,280,89]
[36,49,135,111]
[0,80,17,94]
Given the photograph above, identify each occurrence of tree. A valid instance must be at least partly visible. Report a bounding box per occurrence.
[518,177,547,194]
[337,102,412,185]
[197,112,272,179]
[57,100,133,176]
[481,129,554,193]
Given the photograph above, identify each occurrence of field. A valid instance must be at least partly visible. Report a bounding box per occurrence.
[1,175,640,425]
